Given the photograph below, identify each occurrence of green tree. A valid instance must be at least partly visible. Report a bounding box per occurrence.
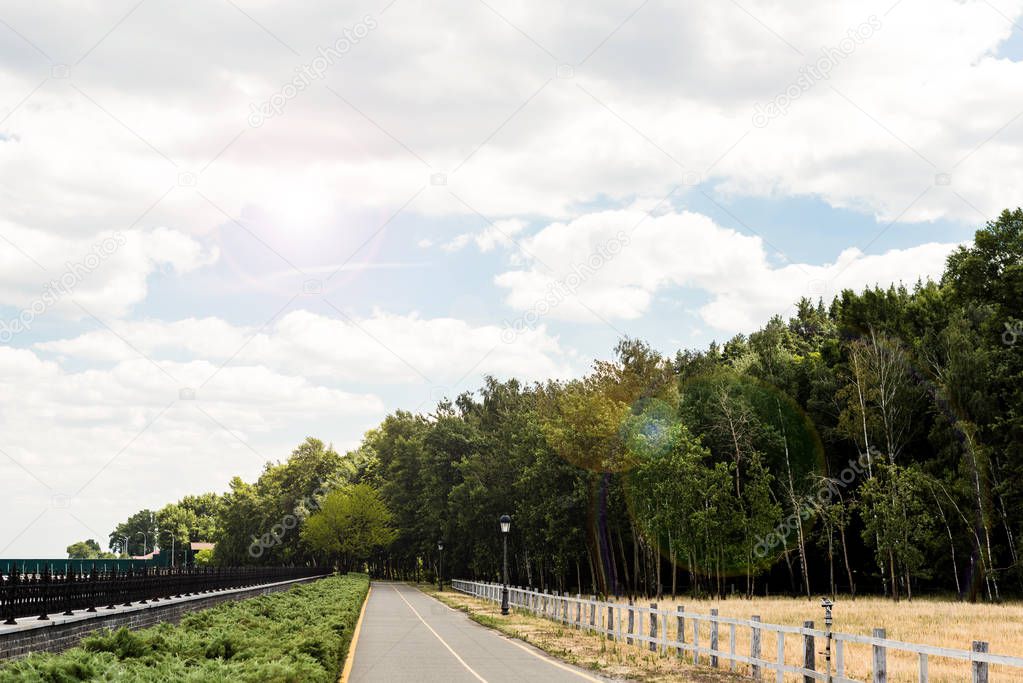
[109,509,158,556]
[301,484,397,571]
[859,463,936,600]
[66,539,115,559]
[193,548,215,566]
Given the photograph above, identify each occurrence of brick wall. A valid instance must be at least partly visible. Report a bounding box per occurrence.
[0,575,325,661]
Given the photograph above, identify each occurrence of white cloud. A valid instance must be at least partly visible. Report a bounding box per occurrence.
[443,219,527,252]
[35,308,574,384]
[0,345,383,557]
[0,0,1020,240]
[495,208,958,332]
[0,225,217,323]
[441,233,473,252]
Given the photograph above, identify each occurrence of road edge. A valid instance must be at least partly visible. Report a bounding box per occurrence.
[338,584,372,683]
[414,584,612,683]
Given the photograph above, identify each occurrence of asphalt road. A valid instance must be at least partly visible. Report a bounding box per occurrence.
[347,582,617,682]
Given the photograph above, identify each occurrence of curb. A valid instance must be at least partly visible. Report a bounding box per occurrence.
[339,584,372,682]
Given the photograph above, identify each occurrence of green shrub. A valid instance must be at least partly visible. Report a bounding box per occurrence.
[0,573,369,683]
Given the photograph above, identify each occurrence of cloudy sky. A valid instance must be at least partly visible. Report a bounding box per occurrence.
[1,0,1021,556]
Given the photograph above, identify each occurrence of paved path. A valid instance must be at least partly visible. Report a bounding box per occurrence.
[348,582,617,682]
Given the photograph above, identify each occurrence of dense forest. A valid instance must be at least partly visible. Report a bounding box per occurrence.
[95,209,1023,602]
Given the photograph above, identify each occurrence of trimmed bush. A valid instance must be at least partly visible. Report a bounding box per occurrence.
[0,573,369,682]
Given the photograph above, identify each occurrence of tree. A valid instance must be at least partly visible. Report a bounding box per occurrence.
[859,463,936,600]
[109,509,158,556]
[301,484,397,571]
[80,207,1023,602]
[193,548,215,566]
[66,539,115,559]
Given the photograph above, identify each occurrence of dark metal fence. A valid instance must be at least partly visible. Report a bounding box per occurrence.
[0,563,323,623]
[0,559,151,575]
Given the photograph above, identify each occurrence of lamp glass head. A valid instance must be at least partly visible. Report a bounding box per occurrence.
[499,514,511,534]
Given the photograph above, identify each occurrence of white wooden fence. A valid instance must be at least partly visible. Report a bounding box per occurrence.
[450,579,1023,682]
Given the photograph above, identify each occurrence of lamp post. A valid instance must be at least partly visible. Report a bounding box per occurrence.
[437,540,444,591]
[120,535,129,559]
[159,531,176,568]
[499,514,511,615]
[821,597,834,683]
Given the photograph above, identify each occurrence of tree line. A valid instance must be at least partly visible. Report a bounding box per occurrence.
[87,209,1022,601]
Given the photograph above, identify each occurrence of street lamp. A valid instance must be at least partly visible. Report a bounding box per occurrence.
[159,531,176,568]
[437,540,444,591]
[499,514,511,615]
[120,535,129,559]
[821,598,834,683]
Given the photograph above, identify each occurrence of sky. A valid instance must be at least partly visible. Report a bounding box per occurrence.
[1,0,1021,557]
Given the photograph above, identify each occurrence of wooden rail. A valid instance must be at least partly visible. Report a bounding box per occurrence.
[450,580,1023,682]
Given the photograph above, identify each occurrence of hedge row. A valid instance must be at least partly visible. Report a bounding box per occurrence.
[0,573,369,682]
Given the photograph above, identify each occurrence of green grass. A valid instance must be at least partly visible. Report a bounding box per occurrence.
[0,573,369,683]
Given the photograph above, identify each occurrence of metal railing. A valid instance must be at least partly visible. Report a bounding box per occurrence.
[450,579,1023,683]
[1,563,323,623]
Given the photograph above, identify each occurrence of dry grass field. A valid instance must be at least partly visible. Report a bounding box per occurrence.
[430,586,1023,682]
[602,595,1023,682]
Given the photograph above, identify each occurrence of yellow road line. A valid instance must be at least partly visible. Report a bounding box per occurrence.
[339,585,372,683]
[391,584,489,683]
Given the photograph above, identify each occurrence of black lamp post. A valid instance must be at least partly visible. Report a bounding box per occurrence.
[499,514,511,615]
[437,540,444,591]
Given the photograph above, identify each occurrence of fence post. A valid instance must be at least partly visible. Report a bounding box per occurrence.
[777,632,785,683]
[607,604,614,640]
[661,608,668,655]
[589,597,595,628]
[730,623,737,672]
[649,602,658,652]
[627,599,634,645]
[676,606,685,658]
[576,594,581,629]
[872,628,887,683]
[710,608,719,668]
[972,641,989,683]
[751,615,762,681]
[694,618,700,665]
[803,621,815,683]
